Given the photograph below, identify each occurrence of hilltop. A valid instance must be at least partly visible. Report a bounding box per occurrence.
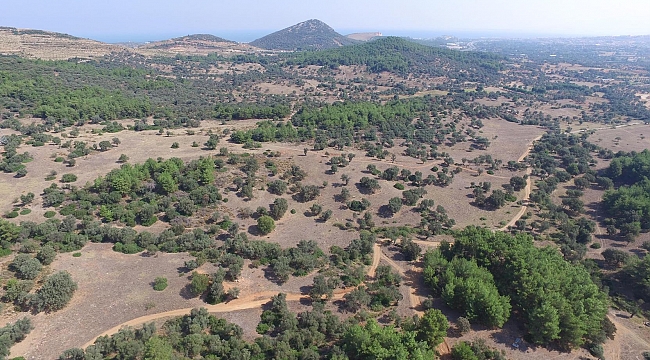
[135,33,259,56]
[250,19,358,50]
[346,32,382,41]
[0,27,123,60]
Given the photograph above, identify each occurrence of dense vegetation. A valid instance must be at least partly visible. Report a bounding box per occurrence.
[602,149,650,240]
[424,227,611,349]
[285,37,504,81]
[63,300,449,359]
[0,318,33,359]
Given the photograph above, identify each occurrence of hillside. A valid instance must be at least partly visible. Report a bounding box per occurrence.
[284,36,504,80]
[250,19,358,50]
[0,27,123,60]
[346,32,382,41]
[135,33,259,56]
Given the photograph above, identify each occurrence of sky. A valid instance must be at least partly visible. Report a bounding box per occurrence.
[1,0,649,42]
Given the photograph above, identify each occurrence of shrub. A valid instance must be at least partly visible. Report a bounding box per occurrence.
[257,215,276,235]
[72,252,81,257]
[456,316,471,335]
[54,157,64,162]
[44,211,56,218]
[393,183,405,190]
[171,142,179,149]
[19,209,31,215]
[36,245,57,265]
[5,211,19,218]
[32,271,77,312]
[11,254,42,280]
[153,277,168,291]
[61,174,78,183]
[190,272,209,296]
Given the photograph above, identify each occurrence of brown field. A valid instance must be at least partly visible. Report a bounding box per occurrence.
[588,123,650,153]
[2,114,649,358]
[0,115,542,358]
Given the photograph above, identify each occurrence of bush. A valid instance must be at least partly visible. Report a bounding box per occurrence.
[588,343,604,360]
[54,157,64,162]
[456,316,471,335]
[72,252,81,257]
[19,209,31,215]
[257,215,276,235]
[60,174,77,183]
[44,211,56,218]
[190,272,209,296]
[113,242,142,254]
[5,211,18,218]
[36,245,57,265]
[171,142,179,149]
[11,254,42,280]
[32,271,77,312]
[153,277,168,291]
[393,183,405,190]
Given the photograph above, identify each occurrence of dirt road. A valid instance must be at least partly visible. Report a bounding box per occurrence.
[82,242,383,348]
[499,134,543,231]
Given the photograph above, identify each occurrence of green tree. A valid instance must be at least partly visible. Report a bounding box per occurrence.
[11,254,42,280]
[20,192,34,205]
[98,140,112,151]
[270,198,288,220]
[190,272,209,297]
[388,197,403,215]
[416,309,449,348]
[36,245,57,265]
[602,248,629,268]
[33,271,77,312]
[204,134,219,150]
[257,215,276,235]
[143,336,173,360]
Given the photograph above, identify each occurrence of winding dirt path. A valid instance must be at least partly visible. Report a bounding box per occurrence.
[82,242,383,348]
[498,134,543,231]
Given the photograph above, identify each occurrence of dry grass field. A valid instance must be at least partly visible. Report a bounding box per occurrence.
[0,28,123,60]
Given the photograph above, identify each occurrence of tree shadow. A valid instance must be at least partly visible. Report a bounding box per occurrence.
[354,183,375,195]
[179,283,199,300]
[247,225,263,237]
[377,205,395,219]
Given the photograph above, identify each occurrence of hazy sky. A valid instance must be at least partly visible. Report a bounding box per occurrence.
[1,0,649,42]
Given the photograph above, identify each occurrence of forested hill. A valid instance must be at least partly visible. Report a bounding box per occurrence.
[250,19,358,50]
[284,36,505,81]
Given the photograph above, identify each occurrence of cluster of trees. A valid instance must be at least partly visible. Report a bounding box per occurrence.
[342,265,403,312]
[424,227,611,350]
[621,254,650,302]
[602,150,650,241]
[423,251,511,328]
[419,204,456,236]
[0,318,33,358]
[451,339,506,360]
[0,56,153,122]
[0,134,32,176]
[4,269,77,313]
[66,298,450,359]
[223,235,326,284]
[44,156,223,228]
[214,102,290,120]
